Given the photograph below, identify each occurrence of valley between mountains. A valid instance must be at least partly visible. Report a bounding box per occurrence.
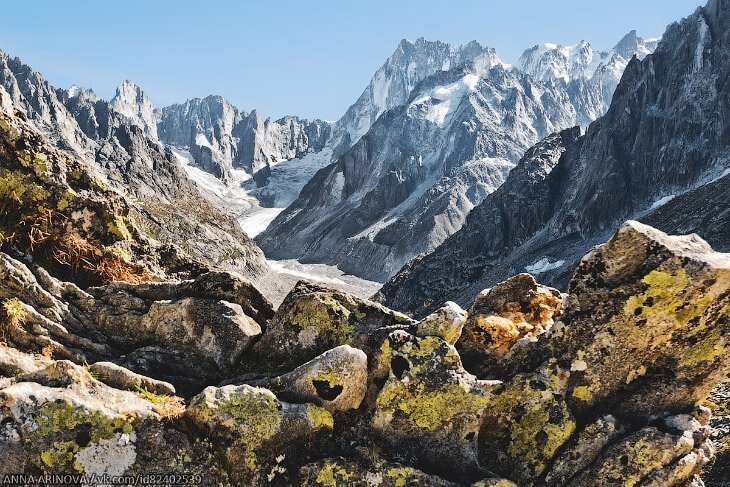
[0,0,728,485]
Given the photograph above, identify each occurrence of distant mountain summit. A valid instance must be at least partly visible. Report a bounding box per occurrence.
[156,98,331,183]
[258,31,659,282]
[329,38,495,158]
[110,79,158,139]
[517,31,659,84]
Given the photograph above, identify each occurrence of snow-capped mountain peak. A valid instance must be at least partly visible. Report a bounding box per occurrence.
[517,31,660,85]
[330,38,491,157]
[65,84,100,103]
[109,79,158,139]
[517,40,604,83]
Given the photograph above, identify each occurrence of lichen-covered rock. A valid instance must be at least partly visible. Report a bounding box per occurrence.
[457,273,563,378]
[569,414,714,486]
[478,362,576,483]
[0,360,157,475]
[0,212,728,485]
[186,384,333,482]
[88,361,175,396]
[544,415,624,486]
[471,480,518,487]
[254,281,414,370]
[548,221,730,417]
[298,456,461,486]
[415,301,468,345]
[251,345,367,412]
[373,330,495,481]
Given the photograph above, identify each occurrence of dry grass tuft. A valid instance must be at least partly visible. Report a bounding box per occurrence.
[134,386,186,420]
[1,297,28,340]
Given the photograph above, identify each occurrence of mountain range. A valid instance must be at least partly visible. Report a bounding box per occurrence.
[377,1,730,316]
[0,8,723,313]
[258,31,661,281]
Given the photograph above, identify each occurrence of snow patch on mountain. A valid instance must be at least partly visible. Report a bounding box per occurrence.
[517,31,659,85]
[410,74,480,127]
[525,258,566,274]
[694,17,709,71]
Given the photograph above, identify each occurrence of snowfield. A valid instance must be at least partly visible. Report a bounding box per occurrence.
[172,145,381,297]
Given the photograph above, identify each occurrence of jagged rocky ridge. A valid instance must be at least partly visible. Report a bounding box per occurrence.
[0,48,286,300]
[156,96,331,184]
[329,37,492,160]
[0,216,727,485]
[257,32,657,282]
[378,0,730,316]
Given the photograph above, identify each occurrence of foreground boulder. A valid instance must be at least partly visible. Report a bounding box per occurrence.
[457,273,563,378]
[0,250,272,393]
[0,360,158,475]
[186,384,333,483]
[372,330,496,481]
[254,281,413,369]
[248,345,368,412]
[299,456,466,486]
[550,221,729,418]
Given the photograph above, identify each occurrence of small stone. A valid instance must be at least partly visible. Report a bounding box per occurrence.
[89,362,176,396]
[415,301,468,345]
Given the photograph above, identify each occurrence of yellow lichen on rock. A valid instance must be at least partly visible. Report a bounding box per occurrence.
[307,404,334,429]
[289,294,354,347]
[377,381,490,431]
[29,400,135,472]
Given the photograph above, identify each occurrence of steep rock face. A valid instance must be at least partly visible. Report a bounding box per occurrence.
[109,80,158,139]
[379,1,730,316]
[156,97,331,182]
[330,37,491,157]
[0,50,91,157]
[259,33,655,282]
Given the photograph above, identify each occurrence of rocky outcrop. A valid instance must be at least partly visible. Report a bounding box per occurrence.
[380,0,730,316]
[457,273,564,378]
[252,281,413,370]
[0,247,272,394]
[0,55,285,302]
[109,80,158,140]
[0,221,727,485]
[247,345,368,412]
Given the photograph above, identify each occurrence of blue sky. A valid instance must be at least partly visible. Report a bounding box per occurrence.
[1,0,700,120]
